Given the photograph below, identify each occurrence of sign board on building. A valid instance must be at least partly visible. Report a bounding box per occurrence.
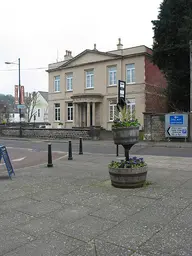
[0,145,15,178]
[165,113,188,138]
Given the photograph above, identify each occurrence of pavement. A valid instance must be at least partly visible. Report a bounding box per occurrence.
[0,152,192,255]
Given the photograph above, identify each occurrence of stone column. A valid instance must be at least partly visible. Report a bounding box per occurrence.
[73,103,76,127]
[76,104,79,127]
[83,103,87,127]
[79,104,82,127]
[87,102,90,127]
[92,102,95,126]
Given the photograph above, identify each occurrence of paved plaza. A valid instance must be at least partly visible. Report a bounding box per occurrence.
[0,152,192,255]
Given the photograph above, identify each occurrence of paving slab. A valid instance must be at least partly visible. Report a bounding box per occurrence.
[0,211,34,229]
[16,200,63,217]
[0,196,39,211]
[99,218,158,250]
[0,228,34,256]
[89,197,155,222]
[48,205,93,223]
[56,215,118,242]
[15,216,62,237]
[68,239,133,256]
[4,231,85,256]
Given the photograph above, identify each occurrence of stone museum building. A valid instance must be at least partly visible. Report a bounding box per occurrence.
[47,39,167,130]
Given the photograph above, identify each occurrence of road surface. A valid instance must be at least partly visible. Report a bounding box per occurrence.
[0,138,192,158]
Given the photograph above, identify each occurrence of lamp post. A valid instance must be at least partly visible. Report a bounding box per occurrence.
[5,58,22,137]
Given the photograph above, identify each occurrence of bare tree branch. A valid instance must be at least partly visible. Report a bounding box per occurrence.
[25,92,39,122]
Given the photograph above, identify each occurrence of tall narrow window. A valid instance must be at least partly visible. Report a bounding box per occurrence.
[109,100,118,121]
[126,64,135,84]
[86,70,94,88]
[67,103,73,121]
[54,103,60,121]
[126,99,136,118]
[108,66,117,85]
[54,76,60,92]
[66,73,73,91]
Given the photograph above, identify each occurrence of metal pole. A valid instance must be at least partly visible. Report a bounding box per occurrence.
[79,137,83,155]
[47,143,53,167]
[68,141,73,160]
[18,58,22,138]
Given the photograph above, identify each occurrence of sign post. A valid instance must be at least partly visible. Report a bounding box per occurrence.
[117,80,126,109]
[165,113,188,140]
[0,145,15,179]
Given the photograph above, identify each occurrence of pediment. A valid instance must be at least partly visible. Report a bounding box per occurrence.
[62,50,120,68]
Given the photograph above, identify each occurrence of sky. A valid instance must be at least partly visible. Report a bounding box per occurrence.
[0,0,162,96]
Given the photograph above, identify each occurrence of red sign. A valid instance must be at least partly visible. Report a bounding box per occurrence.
[20,86,25,104]
[14,85,19,104]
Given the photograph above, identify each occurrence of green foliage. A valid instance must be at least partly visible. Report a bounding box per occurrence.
[112,106,140,128]
[152,0,192,111]
[108,157,147,169]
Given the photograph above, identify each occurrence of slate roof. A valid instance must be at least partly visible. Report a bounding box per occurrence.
[39,91,48,102]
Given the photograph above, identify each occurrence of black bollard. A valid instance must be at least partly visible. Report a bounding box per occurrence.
[68,140,73,160]
[47,143,53,167]
[116,144,119,157]
[79,137,83,155]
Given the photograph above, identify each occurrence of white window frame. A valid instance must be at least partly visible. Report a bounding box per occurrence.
[67,102,73,121]
[54,103,60,121]
[86,70,94,88]
[109,100,118,121]
[108,66,117,86]
[54,76,60,92]
[66,73,73,91]
[37,109,40,117]
[126,64,135,84]
[126,99,136,118]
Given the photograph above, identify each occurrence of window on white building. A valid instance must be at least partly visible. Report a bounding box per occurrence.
[108,66,117,85]
[66,73,73,91]
[126,99,136,118]
[54,76,60,92]
[67,102,73,121]
[126,64,135,84]
[54,103,60,121]
[109,100,118,121]
[37,109,40,117]
[86,70,94,88]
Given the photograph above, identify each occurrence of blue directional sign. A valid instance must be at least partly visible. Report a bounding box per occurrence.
[165,113,188,138]
[0,145,15,178]
[170,115,184,125]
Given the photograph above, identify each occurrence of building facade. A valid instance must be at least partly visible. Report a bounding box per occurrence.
[47,39,167,130]
[29,91,49,124]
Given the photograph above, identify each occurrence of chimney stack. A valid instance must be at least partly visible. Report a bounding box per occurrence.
[117,38,123,50]
[64,50,73,61]
[94,44,97,50]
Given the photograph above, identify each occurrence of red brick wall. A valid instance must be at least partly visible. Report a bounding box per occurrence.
[144,55,168,113]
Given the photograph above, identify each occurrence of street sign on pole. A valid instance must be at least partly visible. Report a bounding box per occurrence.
[17,104,25,109]
[118,80,126,109]
[165,113,188,138]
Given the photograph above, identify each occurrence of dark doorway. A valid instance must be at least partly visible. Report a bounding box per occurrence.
[90,103,93,126]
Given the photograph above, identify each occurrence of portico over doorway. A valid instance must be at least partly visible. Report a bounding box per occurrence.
[71,93,103,127]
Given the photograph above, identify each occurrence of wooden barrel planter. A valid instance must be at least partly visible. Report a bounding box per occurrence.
[109,166,148,188]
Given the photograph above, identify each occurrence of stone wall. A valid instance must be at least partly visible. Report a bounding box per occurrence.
[0,127,100,140]
[143,113,165,141]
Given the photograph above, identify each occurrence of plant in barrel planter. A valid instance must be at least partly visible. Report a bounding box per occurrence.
[109,106,148,188]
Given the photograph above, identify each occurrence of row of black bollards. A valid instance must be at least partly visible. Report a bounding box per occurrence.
[68,137,83,160]
[47,137,83,167]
